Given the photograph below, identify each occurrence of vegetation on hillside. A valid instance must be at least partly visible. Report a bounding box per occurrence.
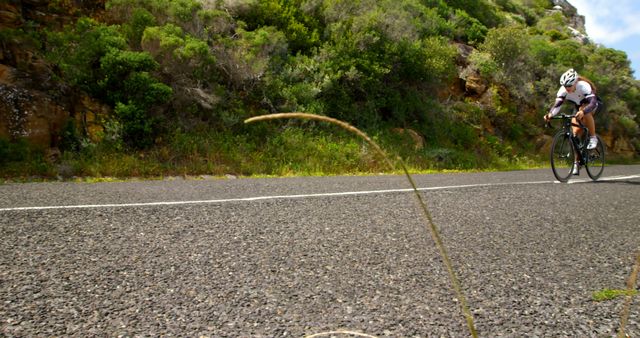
[1,0,639,179]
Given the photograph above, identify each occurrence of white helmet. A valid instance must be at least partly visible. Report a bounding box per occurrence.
[560,68,578,87]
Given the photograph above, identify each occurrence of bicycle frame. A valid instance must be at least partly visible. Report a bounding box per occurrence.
[551,114,589,164]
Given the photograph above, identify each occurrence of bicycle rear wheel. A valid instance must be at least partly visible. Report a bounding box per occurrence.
[550,130,575,183]
[586,135,605,180]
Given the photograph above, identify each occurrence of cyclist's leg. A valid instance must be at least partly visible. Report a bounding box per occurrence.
[571,116,582,136]
[583,111,596,137]
[571,106,583,169]
[571,104,582,137]
[569,116,581,170]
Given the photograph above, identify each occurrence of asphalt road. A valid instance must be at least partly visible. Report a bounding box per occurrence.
[1,166,639,337]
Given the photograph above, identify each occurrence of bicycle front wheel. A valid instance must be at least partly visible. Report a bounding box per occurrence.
[586,135,605,180]
[550,130,575,183]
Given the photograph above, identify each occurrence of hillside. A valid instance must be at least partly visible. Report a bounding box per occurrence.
[1,0,639,179]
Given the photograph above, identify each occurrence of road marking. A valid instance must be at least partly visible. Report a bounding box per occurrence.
[567,174,640,184]
[1,174,638,212]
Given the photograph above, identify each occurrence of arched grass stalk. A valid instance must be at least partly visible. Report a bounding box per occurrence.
[245,113,478,337]
[305,330,378,338]
[618,250,640,338]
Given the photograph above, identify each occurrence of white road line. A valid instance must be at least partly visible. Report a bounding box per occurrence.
[1,174,638,212]
[566,174,640,184]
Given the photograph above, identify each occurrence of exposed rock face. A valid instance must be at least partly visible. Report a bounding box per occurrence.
[0,62,109,148]
[0,1,108,149]
[602,133,637,158]
[549,0,589,43]
[552,0,586,32]
[464,74,487,97]
[0,83,67,147]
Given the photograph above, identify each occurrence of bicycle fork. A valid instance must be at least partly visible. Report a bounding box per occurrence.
[569,134,585,166]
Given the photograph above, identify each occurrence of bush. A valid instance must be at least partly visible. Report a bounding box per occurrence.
[141,23,214,78]
[618,115,639,135]
[243,0,322,53]
[107,0,203,26]
[47,17,173,149]
[444,0,502,28]
[553,39,587,70]
[121,8,157,48]
[46,17,128,96]
[480,26,536,100]
[0,138,21,165]
[449,9,487,45]
[0,138,50,176]
[212,26,288,91]
[115,102,156,148]
[536,11,566,33]
[529,36,557,66]
[467,50,499,78]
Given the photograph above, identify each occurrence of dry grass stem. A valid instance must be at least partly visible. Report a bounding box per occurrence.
[618,250,640,338]
[245,112,478,337]
[304,330,378,338]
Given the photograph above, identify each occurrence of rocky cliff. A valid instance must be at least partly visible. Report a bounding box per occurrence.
[0,0,107,154]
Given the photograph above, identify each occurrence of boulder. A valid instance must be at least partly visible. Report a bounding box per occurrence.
[464,74,487,96]
[454,43,475,66]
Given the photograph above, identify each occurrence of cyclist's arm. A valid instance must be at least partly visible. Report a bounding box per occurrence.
[547,97,565,119]
[576,81,597,114]
[581,95,597,114]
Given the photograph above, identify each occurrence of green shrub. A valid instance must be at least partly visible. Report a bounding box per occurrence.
[46,17,127,96]
[536,11,566,32]
[47,17,172,149]
[481,26,530,74]
[0,138,21,165]
[444,0,502,28]
[122,7,157,47]
[115,102,155,148]
[243,0,322,53]
[467,50,499,78]
[618,115,639,135]
[529,36,557,66]
[553,39,587,70]
[107,0,203,26]
[0,138,51,177]
[59,119,81,153]
[544,29,567,41]
[480,26,536,100]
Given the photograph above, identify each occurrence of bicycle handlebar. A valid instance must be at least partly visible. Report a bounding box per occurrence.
[545,113,585,129]
[549,114,577,119]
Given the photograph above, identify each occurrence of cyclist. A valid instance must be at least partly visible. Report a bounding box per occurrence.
[544,68,600,175]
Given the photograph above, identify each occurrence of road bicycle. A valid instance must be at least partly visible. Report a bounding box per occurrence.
[546,114,605,182]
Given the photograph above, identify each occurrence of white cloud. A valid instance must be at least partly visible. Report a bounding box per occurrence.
[569,0,640,44]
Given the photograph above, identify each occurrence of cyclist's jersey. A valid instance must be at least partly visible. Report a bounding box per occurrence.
[548,80,598,117]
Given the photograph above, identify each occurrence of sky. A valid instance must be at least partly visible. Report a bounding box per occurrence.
[569,0,640,79]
